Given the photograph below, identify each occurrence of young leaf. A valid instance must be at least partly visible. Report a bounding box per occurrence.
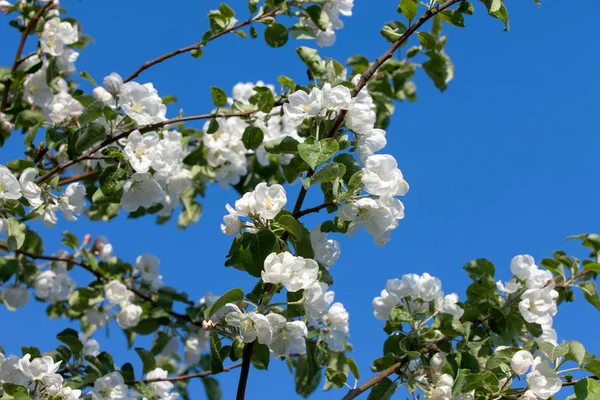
[210,86,228,108]
[242,126,264,150]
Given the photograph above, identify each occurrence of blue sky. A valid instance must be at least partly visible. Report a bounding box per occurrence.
[1,0,600,398]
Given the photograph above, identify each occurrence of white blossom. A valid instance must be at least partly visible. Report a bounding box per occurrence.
[511,350,534,375]
[116,303,143,329]
[310,227,341,267]
[267,313,307,358]
[253,182,287,220]
[137,253,162,284]
[18,354,61,381]
[146,368,174,398]
[23,66,53,108]
[511,255,537,281]
[120,82,167,125]
[356,128,387,164]
[339,197,404,247]
[91,372,128,400]
[0,165,21,200]
[496,278,520,294]
[19,167,43,207]
[48,91,83,124]
[221,204,243,235]
[526,357,561,399]
[34,270,74,302]
[345,102,375,135]
[79,333,100,357]
[124,130,159,173]
[225,310,272,344]
[40,19,78,56]
[60,182,86,221]
[2,287,29,310]
[519,288,558,325]
[321,83,351,112]
[56,48,79,75]
[304,282,334,325]
[322,302,350,352]
[372,289,399,320]
[104,280,133,306]
[261,252,319,292]
[437,293,464,319]
[283,88,322,123]
[121,172,164,212]
[103,73,123,94]
[362,154,409,197]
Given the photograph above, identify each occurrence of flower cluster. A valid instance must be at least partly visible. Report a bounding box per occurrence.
[104,280,143,329]
[221,182,287,235]
[0,352,81,400]
[204,82,303,188]
[497,255,558,344]
[300,0,354,47]
[33,252,75,303]
[373,272,464,320]
[506,349,561,399]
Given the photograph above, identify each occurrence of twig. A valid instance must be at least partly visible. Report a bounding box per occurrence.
[0,242,199,326]
[292,202,336,219]
[561,375,599,387]
[236,342,254,400]
[129,361,243,385]
[35,111,256,184]
[1,1,55,112]
[58,170,101,186]
[124,6,283,82]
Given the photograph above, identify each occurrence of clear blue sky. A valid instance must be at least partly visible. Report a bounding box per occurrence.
[1,0,599,398]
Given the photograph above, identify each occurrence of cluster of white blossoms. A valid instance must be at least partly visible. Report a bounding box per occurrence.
[501,349,561,399]
[20,12,83,124]
[309,226,341,268]
[104,280,143,329]
[0,352,81,400]
[0,164,87,229]
[497,255,558,345]
[300,0,354,47]
[203,82,303,188]
[221,182,287,235]
[425,353,473,400]
[89,368,178,400]
[372,273,464,320]
[33,253,75,303]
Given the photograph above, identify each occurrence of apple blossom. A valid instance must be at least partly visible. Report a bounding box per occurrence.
[48,91,84,124]
[511,350,534,375]
[23,66,53,107]
[345,102,375,135]
[91,372,128,400]
[79,333,100,357]
[147,368,175,398]
[526,357,561,399]
[124,130,160,173]
[2,287,29,310]
[104,280,133,306]
[519,288,558,325]
[121,172,164,212]
[253,182,287,219]
[322,302,350,352]
[225,310,273,344]
[304,282,335,325]
[40,19,78,56]
[283,88,323,123]
[511,254,537,281]
[60,182,86,221]
[361,154,409,197]
[18,167,43,207]
[310,227,341,267]
[356,128,387,164]
[0,165,21,200]
[103,72,123,94]
[116,302,143,329]
[267,313,308,358]
[18,354,61,381]
[34,270,74,303]
[261,251,319,292]
[120,81,167,125]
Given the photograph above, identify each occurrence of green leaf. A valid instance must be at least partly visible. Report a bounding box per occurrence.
[399,0,418,24]
[133,319,160,335]
[417,32,437,50]
[439,9,465,27]
[2,383,30,400]
[97,165,127,202]
[202,377,222,400]
[306,5,329,31]
[366,377,396,400]
[264,23,288,48]
[584,262,600,273]
[277,75,295,90]
[264,136,300,154]
[248,87,275,113]
[585,360,600,376]
[79,71,98,87]
[219,3,234,18]
[207,118,219,134]
[57,328,83,354]
[325,368,346,387]
[5,159,36,173]
[191,48,204,58]
[309,162,346,185]
[210,86,228,108]
[210,332,224,374]
[380,25,402,43]
[347,357,360,381]
[135,348,156,373]
[204,288,244,320]
[276,215,304,239]
[251,343,270,370]
[296,47,326,77]
[462,371,496,392]
[15,110,45,128]
[422,50,454,92]
[390,306,414,323]
[282,156,308,183]
[575,378,600,400]
[242,126,264,150]
[579,282,600,311]
[0,258,18,282]
[7,218,26,251]
[464,258,495,279]
[75,123,107,153]
[298,137,339,170]
[567,341,586,367]
[78,101,107,126]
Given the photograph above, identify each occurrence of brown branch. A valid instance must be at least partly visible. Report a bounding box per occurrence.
[236,342,254,400]
[1,1,55,112]
[290,0,465,222]
[128,361,243,385]
[124,6,283,82]
[561,375,599,387]
[35,111,256,185]
[0,242,199,326]
[292,202,336,219]
[58,170,101,186]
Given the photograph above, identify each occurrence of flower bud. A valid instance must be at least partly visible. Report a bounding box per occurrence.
[93,86,113,103]
[83,233,92,246]
[510,350,533,375]
[103,72,123,94]
[202,320,215,330]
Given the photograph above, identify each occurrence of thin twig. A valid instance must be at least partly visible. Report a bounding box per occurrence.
[561,375,599,387]
[124,6,283,82]
[0,242,199,326]
[58,170,101,186]
[35,111,256,184]
[1,1,55,112]
[129,361,243,385]
[292,202,336,219]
